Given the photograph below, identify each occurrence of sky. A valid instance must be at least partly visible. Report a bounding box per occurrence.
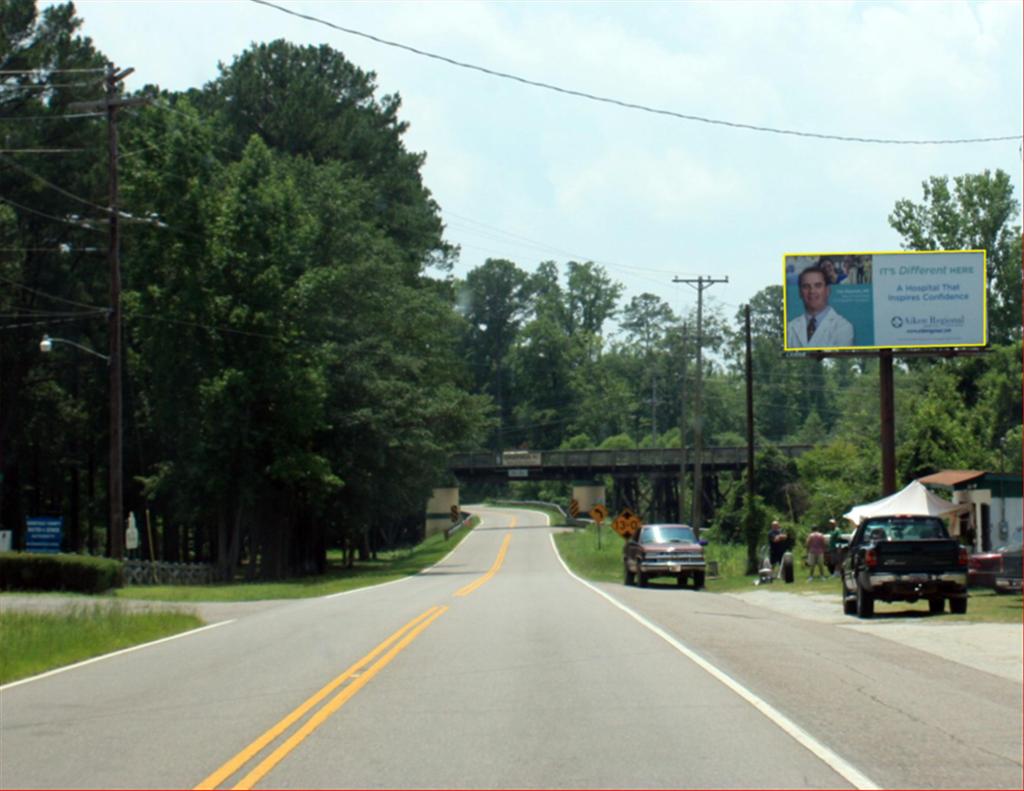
[43,0,1024,325]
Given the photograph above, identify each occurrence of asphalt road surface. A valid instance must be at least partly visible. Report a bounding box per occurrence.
[1,507,1020,789]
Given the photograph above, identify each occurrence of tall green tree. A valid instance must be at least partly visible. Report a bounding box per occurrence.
[0,0,108,549]
[889,169,1021,344]
[201,39,449,271]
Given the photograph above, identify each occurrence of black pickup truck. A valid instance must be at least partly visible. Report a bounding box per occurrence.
[841,515,968,618]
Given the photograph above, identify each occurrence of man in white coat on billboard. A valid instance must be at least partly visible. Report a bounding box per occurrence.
[787,264,854,348]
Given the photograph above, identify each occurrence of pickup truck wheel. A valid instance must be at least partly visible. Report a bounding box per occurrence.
[637,571,648,588]
[676,574,687,587]
[624,563,635,586]
[692,571,705,590]
[949,597,968,615]
[856,583,874,618]
[928,597,944,614]
[843,595,857,615]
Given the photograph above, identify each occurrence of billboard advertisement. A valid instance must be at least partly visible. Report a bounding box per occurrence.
[783,250,986,352]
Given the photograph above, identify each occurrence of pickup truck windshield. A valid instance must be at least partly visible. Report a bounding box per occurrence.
[861,517,949,541]
[639,526,696,543]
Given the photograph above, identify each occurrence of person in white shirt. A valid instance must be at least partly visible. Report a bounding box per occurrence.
[786,265,854,348]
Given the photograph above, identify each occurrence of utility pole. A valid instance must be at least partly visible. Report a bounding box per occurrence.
[672,275,728,531]
[744,304,754,500]
[677,322,691,524]
[648,377,659,445]
[73,65,137,559]
[106,65,125,560]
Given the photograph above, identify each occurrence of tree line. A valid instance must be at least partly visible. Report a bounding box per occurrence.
[2,2,1019,578]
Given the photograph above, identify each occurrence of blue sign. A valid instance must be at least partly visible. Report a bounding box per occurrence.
[26,517,63,553]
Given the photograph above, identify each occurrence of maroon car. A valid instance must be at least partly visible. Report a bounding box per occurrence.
[623,523,707,588]
[970,545,1023,593]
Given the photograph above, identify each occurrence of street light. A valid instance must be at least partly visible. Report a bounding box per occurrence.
[39,333,118,559]
[40,334,110,363]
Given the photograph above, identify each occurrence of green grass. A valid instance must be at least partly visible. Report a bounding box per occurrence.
[0,606,203,684]
[553,525,1023,623]
[113,521,476,603]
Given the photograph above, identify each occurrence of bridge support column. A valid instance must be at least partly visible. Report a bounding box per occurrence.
[425,487,459,537]
[572,482,605,515]
[612,476,641,518]
[652,475,679,523]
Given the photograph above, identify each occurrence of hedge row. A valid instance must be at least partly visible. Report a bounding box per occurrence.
[0,553,123,593]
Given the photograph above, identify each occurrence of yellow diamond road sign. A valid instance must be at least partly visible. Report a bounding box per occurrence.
[612,508,637,538]
[590,504,607,523]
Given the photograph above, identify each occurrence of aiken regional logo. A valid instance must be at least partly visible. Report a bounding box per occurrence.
[891,316,904,328]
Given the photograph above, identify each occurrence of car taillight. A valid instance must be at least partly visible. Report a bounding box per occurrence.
[958,547,969,567]
[866,548,878,568]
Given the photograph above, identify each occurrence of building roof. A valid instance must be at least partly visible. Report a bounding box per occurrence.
[917,470,987,488]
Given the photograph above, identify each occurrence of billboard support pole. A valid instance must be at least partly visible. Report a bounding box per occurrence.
[879,349,896,495]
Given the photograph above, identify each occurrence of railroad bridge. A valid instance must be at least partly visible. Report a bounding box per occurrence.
[446,446,811,525]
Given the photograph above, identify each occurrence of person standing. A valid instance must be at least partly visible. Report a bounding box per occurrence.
[768,520,788,579]
[828,518,845,576]
[806,525,828,581]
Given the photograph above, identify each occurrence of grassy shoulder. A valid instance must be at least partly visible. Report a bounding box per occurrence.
[1,521,479,684]
[113,519,476,602]
[552,524,1023,623]
[0,607,203,685]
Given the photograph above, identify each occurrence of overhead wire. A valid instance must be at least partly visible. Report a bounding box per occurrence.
[249,0,1019,146]
[0,68,107,75]
[0,195,105,231]
[0,113,104,121]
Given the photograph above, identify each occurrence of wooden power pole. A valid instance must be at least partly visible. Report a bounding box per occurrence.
[672,275,728,531]
[73,65,138,558]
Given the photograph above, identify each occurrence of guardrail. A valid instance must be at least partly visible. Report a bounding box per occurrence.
[445,513,471,540]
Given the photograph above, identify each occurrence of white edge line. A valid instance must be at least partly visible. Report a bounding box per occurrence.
[1,619,235,691]
[547,533,880,791]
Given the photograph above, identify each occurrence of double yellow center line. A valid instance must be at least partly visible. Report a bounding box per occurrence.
[195,605,447,790]
[197,515,515,789]
[454,532,511,597]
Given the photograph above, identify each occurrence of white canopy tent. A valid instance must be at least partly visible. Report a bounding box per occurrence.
[843,480,971,525]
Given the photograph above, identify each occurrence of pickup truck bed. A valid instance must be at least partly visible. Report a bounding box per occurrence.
[841,517,968,618]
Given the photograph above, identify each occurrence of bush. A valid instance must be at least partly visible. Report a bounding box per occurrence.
[0,553,123,593]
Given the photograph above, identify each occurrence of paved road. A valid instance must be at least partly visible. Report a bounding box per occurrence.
[1,507,1020,789]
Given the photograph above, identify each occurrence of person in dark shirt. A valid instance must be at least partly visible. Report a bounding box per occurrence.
[768,520,788,579]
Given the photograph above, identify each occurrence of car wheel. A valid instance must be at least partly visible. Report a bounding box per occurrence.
[782,554,794,584]
[692,571,705,590]
[856,583,874,618]
[676,574,687,587]
[843,595,857,615]
[624,563,635,586]
[928,597,944,614]
[638,570,648,588]
[950,597,968,615]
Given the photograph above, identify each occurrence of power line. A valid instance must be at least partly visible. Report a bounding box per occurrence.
[0,82,100,90]
[0,112,104,121]
[0,195,105,231]
[0,274,109,311]
[1,153,112,214]
[0,68,106,75]
[0,148,87,153]
[250,0,1020,146]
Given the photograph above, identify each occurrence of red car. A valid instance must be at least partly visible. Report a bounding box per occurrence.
[623,523,708,588]
[969,546,1022,591]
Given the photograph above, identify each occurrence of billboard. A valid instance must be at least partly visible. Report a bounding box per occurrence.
[783,250,987,352]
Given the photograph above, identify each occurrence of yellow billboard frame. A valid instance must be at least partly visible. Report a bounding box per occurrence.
[781,249,987,352]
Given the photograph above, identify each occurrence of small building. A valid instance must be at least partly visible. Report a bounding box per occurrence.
[917,470,1023,552]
